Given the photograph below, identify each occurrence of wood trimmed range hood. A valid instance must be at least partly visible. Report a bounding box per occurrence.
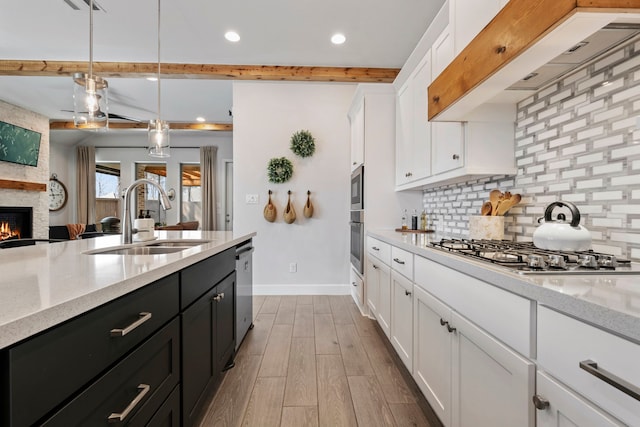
[428,0,640,121]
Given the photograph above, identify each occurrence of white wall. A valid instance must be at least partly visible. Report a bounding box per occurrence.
[233,81,356,294]
[48,132,232,227]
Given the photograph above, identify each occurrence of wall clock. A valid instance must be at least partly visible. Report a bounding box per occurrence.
[49,174,68,211]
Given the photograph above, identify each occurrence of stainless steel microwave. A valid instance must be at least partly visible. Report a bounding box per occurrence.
[350,165,364,211]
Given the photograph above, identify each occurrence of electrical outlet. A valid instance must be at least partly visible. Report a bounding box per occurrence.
[289,262,297,273]
[245,194,259,204]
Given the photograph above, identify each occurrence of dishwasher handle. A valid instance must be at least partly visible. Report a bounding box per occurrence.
[236,245,255,259]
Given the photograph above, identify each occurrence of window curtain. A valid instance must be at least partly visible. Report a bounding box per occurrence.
[200,146,217,230]
[76,146,96,225]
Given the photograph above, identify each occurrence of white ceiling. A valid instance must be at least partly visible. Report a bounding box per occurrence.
[0,0,445,144]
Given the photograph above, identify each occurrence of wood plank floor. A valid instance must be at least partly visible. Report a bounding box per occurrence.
[198,295,436,427]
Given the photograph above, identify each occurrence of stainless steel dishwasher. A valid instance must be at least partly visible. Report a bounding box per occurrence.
[235,240,254,350]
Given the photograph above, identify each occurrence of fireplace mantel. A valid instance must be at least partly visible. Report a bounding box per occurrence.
[0,179,46,192]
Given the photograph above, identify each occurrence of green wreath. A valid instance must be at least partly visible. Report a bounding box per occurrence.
[290,130,316,158]
[267,157,294,183]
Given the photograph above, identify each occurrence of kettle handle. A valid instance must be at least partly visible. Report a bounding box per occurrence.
[544,201,581,227]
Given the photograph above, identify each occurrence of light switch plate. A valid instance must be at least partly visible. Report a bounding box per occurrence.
[245,194,259,204]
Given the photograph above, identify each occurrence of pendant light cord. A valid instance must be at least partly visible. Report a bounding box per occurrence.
[157,0,161,122]
[89,0,94,77]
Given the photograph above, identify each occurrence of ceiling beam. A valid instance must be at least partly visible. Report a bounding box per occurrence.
[0,60,399,83]
[49,121,233,131]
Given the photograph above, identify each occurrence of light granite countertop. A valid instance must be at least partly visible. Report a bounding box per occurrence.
[368,229,640,344]
[0,230,256,350]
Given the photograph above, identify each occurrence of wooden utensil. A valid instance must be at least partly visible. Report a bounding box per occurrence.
[284,190,296,224]
[495,193,522,216]
[489,189,503,216]
[303,190,314,218]
[263,190,277,222]
[480,201,492,216]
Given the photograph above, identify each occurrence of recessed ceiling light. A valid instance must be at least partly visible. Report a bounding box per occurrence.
[331,33,346,45]
[225,31,240,42]
[196,117,206,122]
[146,77,158,81]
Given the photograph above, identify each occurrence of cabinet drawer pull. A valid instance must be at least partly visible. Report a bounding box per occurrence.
[110,312,152,337]
[446,324,456,333]
[373,264,379,269]
[108,383,150,423]
[579,359,640,402]
[372,246,380,251]
[352,281,357,287]
[440,318,447,326]
[405,290,412,296]
[393,258,405,265]
[532,395,550,410]
[212,292,225,302]
[452,154,460,160]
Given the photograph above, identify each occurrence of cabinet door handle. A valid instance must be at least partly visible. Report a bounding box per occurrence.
[446,324,456,333]
[405,290,412,296]
[372,246,380,251]
[352,281,357,287]
[212,292,225,302]
[110,312,152,337]
[440,318,447,326]
[393,258,405,265]
[532,395,550,410]
[579,360,640,402]
[452,154,460,160]
[108,384,150,423]
[373,264,379,269]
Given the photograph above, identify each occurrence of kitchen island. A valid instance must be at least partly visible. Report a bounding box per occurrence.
[0,230,255,426]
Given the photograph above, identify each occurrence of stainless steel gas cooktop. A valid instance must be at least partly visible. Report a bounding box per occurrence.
[430,239,640,275]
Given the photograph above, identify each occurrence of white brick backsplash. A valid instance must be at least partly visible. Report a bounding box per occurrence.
[595,49,625,71]
[593,134,624,149]
[611,175,640,186]
[548,182,570,191]
[422,42,640,260]
[576,178,603,189]
[593,78,624,98]
[611,145,640,159]
[593,106,624,123]
[537,128,558,141]
[611,205,640,214]
[612,84,640,105]
[538,106,559,120]
[549,159,571,169]
[549,136,572,148]
[613,53,640,76]
[577,152,603,165]
[577,73,605,92]
[562,193,586,202]
[562,93,588,109]
[577,100,605,116]
[592,190,623,201]
[537,151,558,161]
[561,168,587,179]
[612,116,637,131]
[562,143,586,156]
[562,118,588,133]
[593,218,623,228]
[577,126,604,140]
[548,112,572,126]
[550,89,572,104]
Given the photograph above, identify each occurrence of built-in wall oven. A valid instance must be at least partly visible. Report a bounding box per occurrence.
[350,210,364,275]
[351,165,364,211]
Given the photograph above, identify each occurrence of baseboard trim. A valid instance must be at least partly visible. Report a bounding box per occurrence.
[253,284,351,295]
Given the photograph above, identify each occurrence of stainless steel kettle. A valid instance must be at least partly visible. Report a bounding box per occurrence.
[533,201,591,251]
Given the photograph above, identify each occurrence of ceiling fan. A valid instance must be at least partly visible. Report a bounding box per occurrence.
[60,109,140,121]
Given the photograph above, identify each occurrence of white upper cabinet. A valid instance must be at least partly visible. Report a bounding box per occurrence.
[349,96,365,171]
[395,53,432,187]
[452,0,509,56]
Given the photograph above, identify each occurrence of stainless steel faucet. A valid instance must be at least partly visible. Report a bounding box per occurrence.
[122,178,172,244]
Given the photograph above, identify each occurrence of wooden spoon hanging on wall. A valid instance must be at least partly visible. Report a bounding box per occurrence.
[303,190,314,218]
[263,190,277,222]
[284,190,296,224]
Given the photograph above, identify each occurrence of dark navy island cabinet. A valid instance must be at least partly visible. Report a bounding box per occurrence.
[0,245,238,427]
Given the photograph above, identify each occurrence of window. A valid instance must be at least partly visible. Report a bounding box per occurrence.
[135,163,167,225]
[95,163,121,228]
[181,164,201,223]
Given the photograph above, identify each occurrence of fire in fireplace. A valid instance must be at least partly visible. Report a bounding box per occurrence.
[0,207,33,241]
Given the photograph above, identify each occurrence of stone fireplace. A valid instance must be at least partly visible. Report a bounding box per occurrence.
[0,100,50,239]
[0,207,33,241]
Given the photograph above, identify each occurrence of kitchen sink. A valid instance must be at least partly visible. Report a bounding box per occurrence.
[85,239,212,255]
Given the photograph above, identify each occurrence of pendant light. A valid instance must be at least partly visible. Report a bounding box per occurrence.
[148,0,170,158]
[73,0,108,130]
